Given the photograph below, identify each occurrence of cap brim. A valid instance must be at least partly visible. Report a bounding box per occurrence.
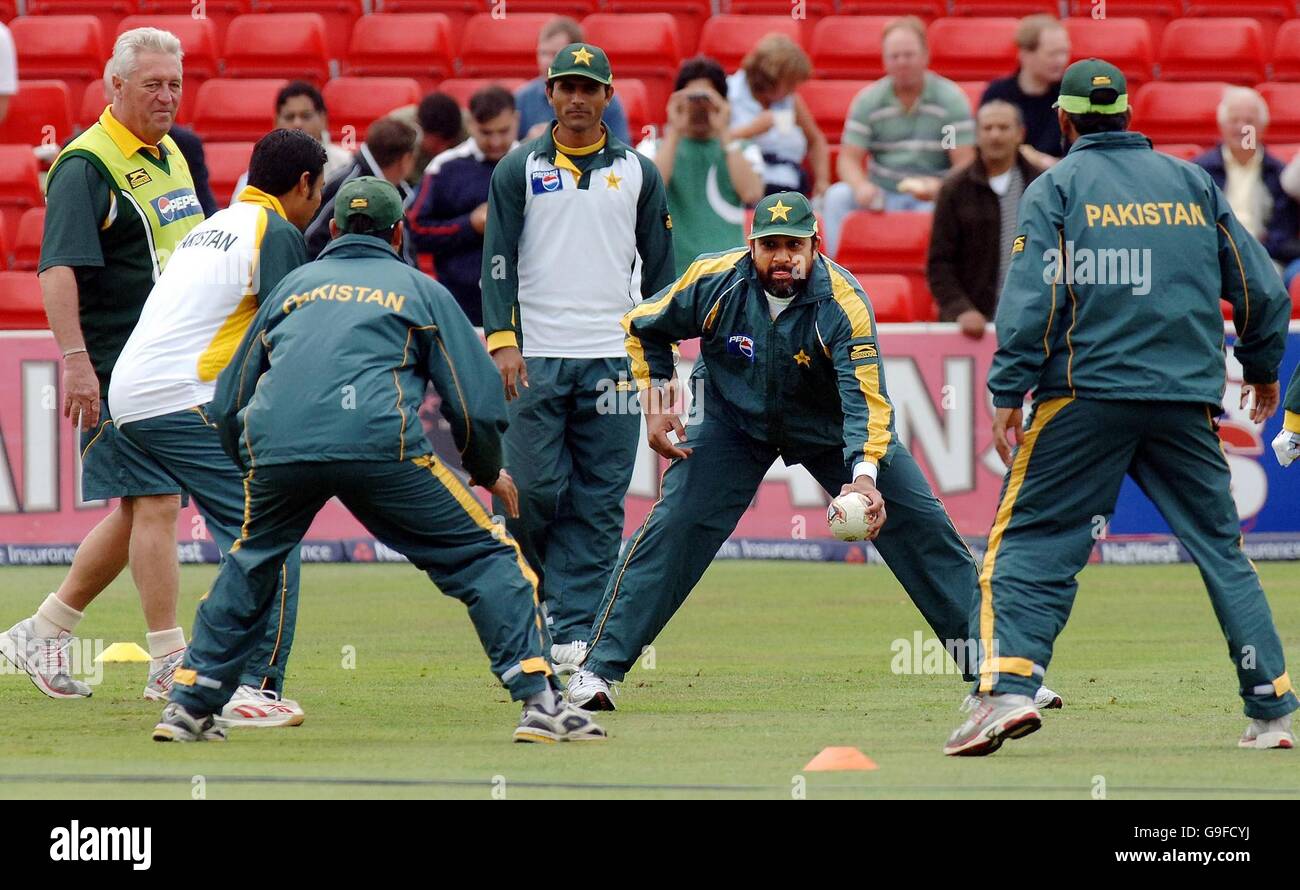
[546,69,613,85]
[748,225,818,240]
[1054,94,1128,114]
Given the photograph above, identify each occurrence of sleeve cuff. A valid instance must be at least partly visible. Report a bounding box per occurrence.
[851,461,878,483]
[486,330,518,352]
[1286,411,1300,435]
[991,393,1026,409]
[1240,365,1279,385]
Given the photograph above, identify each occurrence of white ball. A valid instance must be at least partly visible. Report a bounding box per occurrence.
[826,492,873,541]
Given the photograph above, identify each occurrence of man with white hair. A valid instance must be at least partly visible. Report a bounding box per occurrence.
[1194,86,1299,271]
[0,28,203,701]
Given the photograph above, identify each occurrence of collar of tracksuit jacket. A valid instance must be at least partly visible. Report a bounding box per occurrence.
[1064,130,1153,156]
[733,248,838,306]
[537,121,628,183]
[317,232,404,262]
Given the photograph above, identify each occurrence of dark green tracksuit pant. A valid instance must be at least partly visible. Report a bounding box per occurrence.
[497,357,640,645]
[582,409,978,682]
[978,397,1297,720]
[118,406,300,692]
[169,456,553,716]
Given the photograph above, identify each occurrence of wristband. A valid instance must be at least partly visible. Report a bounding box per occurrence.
[62,348,88,359]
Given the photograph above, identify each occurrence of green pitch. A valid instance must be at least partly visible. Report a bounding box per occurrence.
[1,560,1298,800]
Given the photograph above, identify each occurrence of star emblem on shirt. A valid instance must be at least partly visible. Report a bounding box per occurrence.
[604,171,622,190]
[793,349,811,368]
[571,46,594,66]
[767,199,792,221]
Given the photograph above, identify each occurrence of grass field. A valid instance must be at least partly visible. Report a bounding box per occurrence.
[1,560,1299,800]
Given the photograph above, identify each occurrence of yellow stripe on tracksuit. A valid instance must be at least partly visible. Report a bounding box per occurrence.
[622,250,748,389]
[977,396,1073,691]
[825,261,892,464]
[196,207,267,383]
[417,454,552,672]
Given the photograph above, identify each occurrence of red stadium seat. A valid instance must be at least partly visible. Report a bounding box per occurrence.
[0,81,74,147]
[699,16,804,74]
[798,80,868,145]
[605,0,711,56]
[927,17,1019,82]
[1184,0,1296,45]
[323,77,423,143]
[838,0,944,19]
[1256,83,1300,143]
[0,147,42,258]
[136,0,250,48]
[10,16,107,98]
[192,78,288,141]
[951,0,1057,14]
[116,15,220,85]
[458,13,554,80]
[1272,20,1300,82]
[1158,19,1267,85]
[507,0,598,16]
[25,1,137,38]
[204,141,255,205]
[581,14,682,128]
[811,17,889,81]
[722,0,831,45]
[856,273,913,323]
[835,211,933,321]
[1131,82,1229,145]
[1290,274,1300,319]
[12,207,44,272]
[615,78,650,143]
[435,78,528,108]
[1155,143,1205,161]
[0,272,47,330]
[1063,18,1154,89]
[1269,142,1300,164]
[1067,0,1182,45]
[957,81,986,113]
[343,14,456,90]
[372,0,480,37]
[251,0,363,60]
[222,14,330,84]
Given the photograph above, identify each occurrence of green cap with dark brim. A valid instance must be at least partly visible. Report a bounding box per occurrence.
[334,176,406,232]
[547,43,614,85]
[748,191,818,240]
[1053,57,1129,114]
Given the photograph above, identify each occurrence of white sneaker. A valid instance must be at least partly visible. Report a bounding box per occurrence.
[1239,714,1295,749]
[217,685,305,728]
[943,692,1041,756]
[566,668,616,711]
[550,640,588,677]
[1034,685,1063,710]
[143,649,185,701]
[0,618,92,699]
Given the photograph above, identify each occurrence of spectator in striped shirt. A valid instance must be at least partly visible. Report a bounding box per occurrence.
[822,16,975,256]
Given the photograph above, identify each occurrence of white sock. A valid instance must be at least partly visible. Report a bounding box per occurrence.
[146,627,186,661]
[524,688,561,714]
[34,593,83,638]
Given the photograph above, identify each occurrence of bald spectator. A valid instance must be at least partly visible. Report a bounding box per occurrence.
[1195,87,1299,279]
[727,33,828,198]
[822,16,975,256]
[927,101,1041,337]
[516,16,629,143]
[981,15,1070,168]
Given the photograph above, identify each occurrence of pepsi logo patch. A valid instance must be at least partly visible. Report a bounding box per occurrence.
[150,189,202,225]
[531,169,563,194]
[726,333,755,362]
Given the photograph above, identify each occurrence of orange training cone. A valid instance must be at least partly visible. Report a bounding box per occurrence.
[802,746,878,771]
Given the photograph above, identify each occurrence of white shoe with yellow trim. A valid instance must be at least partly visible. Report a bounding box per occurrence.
[217,685,305,728]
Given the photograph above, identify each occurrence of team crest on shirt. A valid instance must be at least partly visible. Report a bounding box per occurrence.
[530,169,563,194]
[126,168,152,189]
[727,333,755,362]
[150,189,203,225]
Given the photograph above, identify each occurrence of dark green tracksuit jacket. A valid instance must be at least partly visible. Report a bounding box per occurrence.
[583,249,983,683]
[980,130,1296,718]
[476,124,676,644]
[170,234,554,715]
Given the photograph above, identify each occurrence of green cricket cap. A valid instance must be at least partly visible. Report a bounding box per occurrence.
[1054,58,1128,114]
[547,42,613,85]
[748,191,818,240]
[334,176,405,232]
